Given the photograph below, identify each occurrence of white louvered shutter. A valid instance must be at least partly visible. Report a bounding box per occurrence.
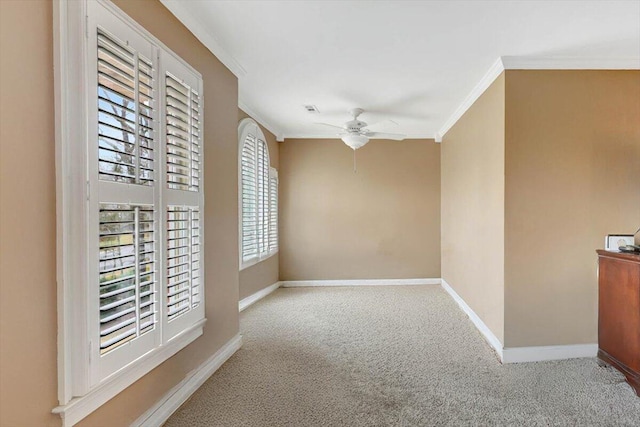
[162,53,205,340]
[268,168,278,252]
[97,29,155,186]
[165,72,201,192]
[98,204,156,354]
[257,139,270,257]
[241,134,258,262]
[166,207,201,319]
[89,8,161,384]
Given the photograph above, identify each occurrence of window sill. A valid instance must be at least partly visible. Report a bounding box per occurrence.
[240,250,278,271]
[52,319,206,427]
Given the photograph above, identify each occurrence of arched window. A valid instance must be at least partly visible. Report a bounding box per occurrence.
[239,119,278,267]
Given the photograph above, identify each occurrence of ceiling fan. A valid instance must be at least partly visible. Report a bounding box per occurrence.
[315,108,406,150]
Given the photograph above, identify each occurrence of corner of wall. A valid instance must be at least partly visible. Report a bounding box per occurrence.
[440,70,506,347]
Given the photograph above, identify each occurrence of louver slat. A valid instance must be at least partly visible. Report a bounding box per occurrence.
[99,204,156,354]
[97,29,155,186]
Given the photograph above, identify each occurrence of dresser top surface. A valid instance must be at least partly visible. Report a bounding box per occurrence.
[597,249,640,263]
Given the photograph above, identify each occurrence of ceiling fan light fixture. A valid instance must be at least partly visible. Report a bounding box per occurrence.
[341,134,369,150]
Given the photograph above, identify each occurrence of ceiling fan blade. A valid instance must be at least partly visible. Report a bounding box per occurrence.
[314,122,345,130]
[365,131,406,141]
[365,119,399,129]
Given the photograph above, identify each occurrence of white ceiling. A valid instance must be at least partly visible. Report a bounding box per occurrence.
[161,0,640,140]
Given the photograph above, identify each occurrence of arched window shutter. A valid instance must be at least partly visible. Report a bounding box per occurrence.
[238,120,278,268]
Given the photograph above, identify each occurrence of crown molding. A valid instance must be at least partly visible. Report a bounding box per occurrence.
[281,134,344,140]
[437,57,505,141]
[437,56,640,141]
[282,134,434,141]
[158,1,285,139]
[238,100,283,141]
[159,0,246,78]
[501,56,640,70]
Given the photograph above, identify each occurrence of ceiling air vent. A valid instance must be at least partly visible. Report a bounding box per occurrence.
[303,105,320,114]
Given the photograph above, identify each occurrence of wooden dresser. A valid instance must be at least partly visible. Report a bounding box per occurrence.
[596,250,640,396]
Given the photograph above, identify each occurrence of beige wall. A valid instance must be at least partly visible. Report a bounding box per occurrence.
[279,138,441,281]
[0,1,241,426]
[441,73,506,344]
[237,110,280,300]
[0,1,58,425]
[504,70,640,347]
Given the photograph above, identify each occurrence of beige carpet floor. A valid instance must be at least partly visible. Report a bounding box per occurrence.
[165,286,640,426]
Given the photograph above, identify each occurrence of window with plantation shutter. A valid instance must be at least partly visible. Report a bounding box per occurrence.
[238,119,278,269]
[54,1,207,418]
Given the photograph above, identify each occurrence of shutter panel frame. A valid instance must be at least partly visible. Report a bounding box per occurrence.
[241,133,259,263]
[98,203,158,355]
[160,51,205,341]
[87,6,162,386]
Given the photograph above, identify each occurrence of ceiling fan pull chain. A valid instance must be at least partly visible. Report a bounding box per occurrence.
[353,149,357,173]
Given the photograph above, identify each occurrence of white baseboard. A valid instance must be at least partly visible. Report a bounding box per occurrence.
[131,334,243,427]
[441,278,599,364]
[239,281,282,312]
[280,278,441,287]
[502,344,598,364]
[440,278,505,361]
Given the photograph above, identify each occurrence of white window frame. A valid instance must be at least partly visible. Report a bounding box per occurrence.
[53,1,205,425]
[238,118,278,270]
